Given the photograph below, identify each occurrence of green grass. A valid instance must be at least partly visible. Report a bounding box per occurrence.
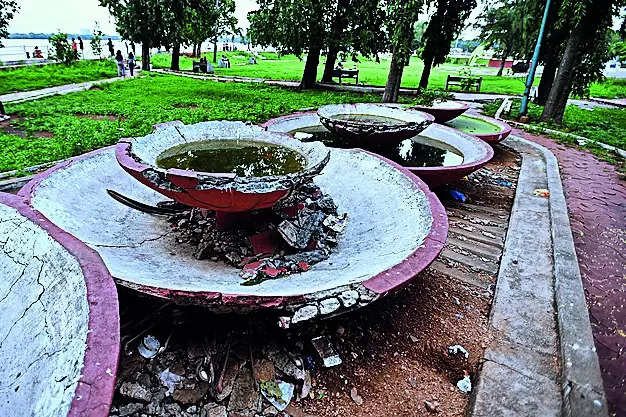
[1,72,386,174]
[151,51,624,98]
[0,60,119,95]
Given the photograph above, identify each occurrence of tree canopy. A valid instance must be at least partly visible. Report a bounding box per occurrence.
[0,0,19,48]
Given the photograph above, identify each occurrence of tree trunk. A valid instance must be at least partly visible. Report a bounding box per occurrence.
[141,41,151,71]
[197,43,201,57]
[497,46,510,76]
[213,37,218,63]
[171,43,181,71]
[321,47,339,83]
[536,57,558,106]
[541,25,585,123]
[419,53,434,89]
[382,50,405,103]
[301,46,321,89]
[192,44,197,57]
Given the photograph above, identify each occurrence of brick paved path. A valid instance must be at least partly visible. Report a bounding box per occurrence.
[513,129,626,415]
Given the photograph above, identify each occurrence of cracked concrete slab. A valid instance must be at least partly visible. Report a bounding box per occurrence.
[0,194,119,417]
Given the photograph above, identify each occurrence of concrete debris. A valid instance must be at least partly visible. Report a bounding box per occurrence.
[319,298,341,315]
[260,380,294,411]
[253,359,276,383]
[159,368,183,394]
[424,400,440,413]
[228,367,260,413]
[322,213,348,233]
[203,403,227,417]
[409,335,419,343]
[456,374,472,393]
[311,336,342,367]
[292,305,319,324]
[119,381,152,402]
[266,348,306,381]
[172,380,209,404]
[447,345,469,359]
[138,334,161,359]
[277,316,291,329]
[350,387,364,405]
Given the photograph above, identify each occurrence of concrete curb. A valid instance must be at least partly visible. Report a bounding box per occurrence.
[471,136,607,417]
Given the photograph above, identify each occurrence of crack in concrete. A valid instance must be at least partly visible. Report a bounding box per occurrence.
[88,230,172,249]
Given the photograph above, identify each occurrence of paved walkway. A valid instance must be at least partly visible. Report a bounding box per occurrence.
[512,128,626,415]
[0,72,140,104]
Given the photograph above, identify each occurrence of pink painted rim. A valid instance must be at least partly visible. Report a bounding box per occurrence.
[258,111,316,130]
[0,192,119,417]
[448,113,512,144]
[406,124,494,188]
[410,101,469,123]
[19,145,447,308]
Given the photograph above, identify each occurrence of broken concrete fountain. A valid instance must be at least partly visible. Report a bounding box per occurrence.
[317,102,435,146]
[0,193,119,417]
[262,109,493,188]
[19,119,447,325]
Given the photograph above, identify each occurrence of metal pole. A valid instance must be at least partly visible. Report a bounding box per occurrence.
[520,0,552,117]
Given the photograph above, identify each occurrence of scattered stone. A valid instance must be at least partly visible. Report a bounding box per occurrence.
[253,359,276,382]
[117,402,144,416]
[338,290,359,308]
[456,374,472,393]
[215,360,239,401]
[311,336,342,367]
[262,404,280,416]
[172,381,209,405]
[350,387,364,405]
[119,381,152,402]
[424,400,440,413]
[447,345,469,359]
[266,348,305,381]
[409,335,418,343]
[138,335,161,359]
[229,368,260,413]
[203,403,227,417]
[292,305,319,324]
[319,298,341,315]
[407,377,418,388]
[159,368,183,394]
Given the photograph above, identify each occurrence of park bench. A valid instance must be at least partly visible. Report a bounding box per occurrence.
[193,59,213,74]
[331,68,359,85]
[445,75,483,92]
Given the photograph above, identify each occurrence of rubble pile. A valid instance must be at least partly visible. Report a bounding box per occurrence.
[166,181,347,285]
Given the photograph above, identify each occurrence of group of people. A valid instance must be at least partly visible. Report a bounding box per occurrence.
[114,50,136,77]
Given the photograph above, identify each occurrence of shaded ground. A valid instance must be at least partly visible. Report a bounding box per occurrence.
[514,129,626,416]
[109,149,520,417]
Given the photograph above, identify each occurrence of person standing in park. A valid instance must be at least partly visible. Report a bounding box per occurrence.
[115,50,126,77]
[108,38,114,57]
[77,36,84,58]
[71,38,78,60]
[128,51,136,76]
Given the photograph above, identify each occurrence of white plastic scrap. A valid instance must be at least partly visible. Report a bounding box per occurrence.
[456,375,472,393]
[261,380,294,411]
[448,344,469,359]
[159,368,183,394]
[323,213,348,233]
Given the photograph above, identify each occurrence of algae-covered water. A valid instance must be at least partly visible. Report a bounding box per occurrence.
[445,115,501,135]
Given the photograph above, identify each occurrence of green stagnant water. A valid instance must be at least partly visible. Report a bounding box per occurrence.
[333,114,404,125]
[291,127,463,168]
[156,140,306,177]
[445,115,501,135]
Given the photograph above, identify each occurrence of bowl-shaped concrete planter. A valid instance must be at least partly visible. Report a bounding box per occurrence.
[20,144,447,322]
[406,124,494,188]
[408,100,469,123]
[445,113,512,144]
[115,121,330,212]
[0,193,119,417]
[317,103,434,146]
[262,112,493,188]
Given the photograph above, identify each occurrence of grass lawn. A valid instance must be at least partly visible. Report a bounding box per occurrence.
[484,99,626,150]
[1,72,384,174]
[0,60,118,95]
[151,51,626,99]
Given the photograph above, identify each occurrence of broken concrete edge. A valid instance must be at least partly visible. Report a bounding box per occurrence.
[469,137,608,417]
[0,192,120,417]
[19,144,447,325]
[520,138,609,417]
[461,112,513,144]
[409,101,469,123]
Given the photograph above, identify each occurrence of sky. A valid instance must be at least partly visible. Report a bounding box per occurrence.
[7,0,260,35]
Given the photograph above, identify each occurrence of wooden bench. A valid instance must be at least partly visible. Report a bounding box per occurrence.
[445,75,482,92]
[331,68,359,85]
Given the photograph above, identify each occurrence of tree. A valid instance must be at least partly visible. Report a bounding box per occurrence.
[48,32,75,65]
[382,0,424,103]
[209,0,238,63]
[90,22,104,59]
[418,0,476,89]
[541,0,624,123]
[0,0,18,48]
[476,3,524,76]
[100,0,166,70]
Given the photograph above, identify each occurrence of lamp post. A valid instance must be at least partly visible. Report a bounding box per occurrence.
[519,0,552,117]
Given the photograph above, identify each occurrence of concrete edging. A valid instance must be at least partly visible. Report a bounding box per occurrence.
[471,136,607,417]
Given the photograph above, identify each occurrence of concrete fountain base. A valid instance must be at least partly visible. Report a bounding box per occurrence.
[0,194,119,417]
[20,129,447,322]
